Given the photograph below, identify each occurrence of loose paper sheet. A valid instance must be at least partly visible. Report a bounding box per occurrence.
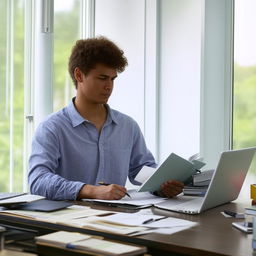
[84,189,166,206]
[135,166,157,183]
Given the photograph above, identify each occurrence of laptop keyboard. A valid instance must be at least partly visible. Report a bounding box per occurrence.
[0,192,25,201]
[155,196,203,214]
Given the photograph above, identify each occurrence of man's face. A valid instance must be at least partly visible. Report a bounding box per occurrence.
[76,64,117,104]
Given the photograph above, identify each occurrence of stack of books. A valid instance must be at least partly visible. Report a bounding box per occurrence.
[245,205,256,216]
[35,231,147,256]
[182,169,214,196]
[192,169,214,186]
[183,185,208,196]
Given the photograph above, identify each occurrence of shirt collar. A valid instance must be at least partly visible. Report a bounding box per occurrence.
[67,98,119,127]
[67,99,85,127]
[104,104,119,125]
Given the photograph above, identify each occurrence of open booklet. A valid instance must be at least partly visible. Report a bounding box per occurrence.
[137,152,205,192]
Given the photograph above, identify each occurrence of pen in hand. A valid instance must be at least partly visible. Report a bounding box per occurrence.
[98,182,131,198]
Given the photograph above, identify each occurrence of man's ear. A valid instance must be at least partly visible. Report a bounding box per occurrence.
[74,67,84,83]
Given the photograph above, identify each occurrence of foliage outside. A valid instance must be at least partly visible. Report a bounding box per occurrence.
[233,64,256,173]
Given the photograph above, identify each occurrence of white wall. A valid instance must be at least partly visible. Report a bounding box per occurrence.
[94,0,203,164]
[90,0,233,170]
[159,0,202,162]
[95,0,145,131]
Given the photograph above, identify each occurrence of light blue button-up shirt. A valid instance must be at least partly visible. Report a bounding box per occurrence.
[28,99,156,200]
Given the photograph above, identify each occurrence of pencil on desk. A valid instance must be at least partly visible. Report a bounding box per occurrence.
[98,182,131,198]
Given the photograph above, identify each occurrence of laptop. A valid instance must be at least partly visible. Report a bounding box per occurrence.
[153,147,256,214]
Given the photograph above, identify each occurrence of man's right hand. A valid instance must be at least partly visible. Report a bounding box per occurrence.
[77,184,127,200]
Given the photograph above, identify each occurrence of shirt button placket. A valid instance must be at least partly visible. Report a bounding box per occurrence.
[98,130,105,181]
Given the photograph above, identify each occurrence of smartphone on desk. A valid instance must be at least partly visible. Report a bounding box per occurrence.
[232,221,253,233]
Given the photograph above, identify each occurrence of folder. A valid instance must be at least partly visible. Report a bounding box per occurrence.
[138,153,205,193]
[11,199,73,212]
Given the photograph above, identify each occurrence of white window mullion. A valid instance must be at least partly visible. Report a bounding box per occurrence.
[79,0,86,38]
[23,0,35,192]
[34,0,54,129]
[6,0,14,192]
[79,0,95,38]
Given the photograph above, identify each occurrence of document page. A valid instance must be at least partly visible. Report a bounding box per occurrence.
[0,194,45,205]
[68,212,198,236]
[1,205,112,223]
[134,166,157,183]
[84,189,166,206]
[36,231,92,245]
[68,216,149,235]
[73,238,146,255]
[96,212,197,228]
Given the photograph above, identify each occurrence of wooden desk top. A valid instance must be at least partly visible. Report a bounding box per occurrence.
[0,199,253,256]
[149,200,252,256]
[0,250,36,256]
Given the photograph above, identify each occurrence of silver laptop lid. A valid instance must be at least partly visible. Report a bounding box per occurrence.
[200,147,256,212]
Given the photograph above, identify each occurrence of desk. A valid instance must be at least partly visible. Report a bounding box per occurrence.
[0,200,253,256]
[0,250,36,256]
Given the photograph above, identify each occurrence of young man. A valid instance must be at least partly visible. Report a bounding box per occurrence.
[28,36,184,200]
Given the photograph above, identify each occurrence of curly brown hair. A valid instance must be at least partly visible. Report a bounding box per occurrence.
[68,36,128,87]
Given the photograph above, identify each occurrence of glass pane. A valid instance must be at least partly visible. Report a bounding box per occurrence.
[0,0,24,192]
[53,0,80,111]
[234,0,256,199]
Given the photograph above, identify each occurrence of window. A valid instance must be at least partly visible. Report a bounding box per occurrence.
[2,0,250,197]
[0,0,81,192]
[0,0,25,192]
[53,0,79,111]
[234,0,256,198]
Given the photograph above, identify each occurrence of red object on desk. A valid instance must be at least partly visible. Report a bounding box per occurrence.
[252,200,256,205]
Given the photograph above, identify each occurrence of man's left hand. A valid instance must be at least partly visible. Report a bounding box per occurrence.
[160,180,184,198]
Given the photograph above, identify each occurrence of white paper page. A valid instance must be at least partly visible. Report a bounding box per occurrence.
[84,189,166,206]
[0,205,85,218]
[97,212,197,228]
[134,166,157,183]
[142,216,197,228]
[36,231,91,244]
[0,194,45,204]
[68,216,149,235]
[131,224,197,236]
[73,238,143,254]
[98,212,164,226]
[1,205,112,223]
